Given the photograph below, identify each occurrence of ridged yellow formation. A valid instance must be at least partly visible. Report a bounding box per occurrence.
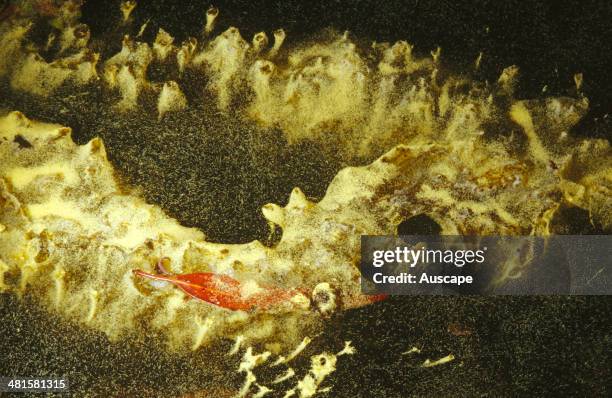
[1,2,610,353]
[1,102,609,349]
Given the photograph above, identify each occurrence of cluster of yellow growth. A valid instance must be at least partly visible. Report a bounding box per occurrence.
[0,110,426,348]
[0,112,320,349]
[1,100,609,349]
[9,50,99,96]
[2,2,608,167]
[0,0,96,96]
[1,2,611,352]
[232,339,355,397]
[191,26,251,110]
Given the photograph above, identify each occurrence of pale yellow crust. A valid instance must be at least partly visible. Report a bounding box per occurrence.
[0,3,610,354]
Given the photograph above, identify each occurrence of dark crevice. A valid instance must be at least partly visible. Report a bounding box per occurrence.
[397,214,442,235]
[13,134,32,148]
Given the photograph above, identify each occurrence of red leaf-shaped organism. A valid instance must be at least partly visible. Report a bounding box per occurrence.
[133,269,300,311]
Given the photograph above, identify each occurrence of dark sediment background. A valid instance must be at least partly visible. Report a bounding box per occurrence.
[1,0,611,397]
[2,294,611,396]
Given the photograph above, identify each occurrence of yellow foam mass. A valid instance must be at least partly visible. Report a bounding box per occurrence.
[0,5,610,353]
